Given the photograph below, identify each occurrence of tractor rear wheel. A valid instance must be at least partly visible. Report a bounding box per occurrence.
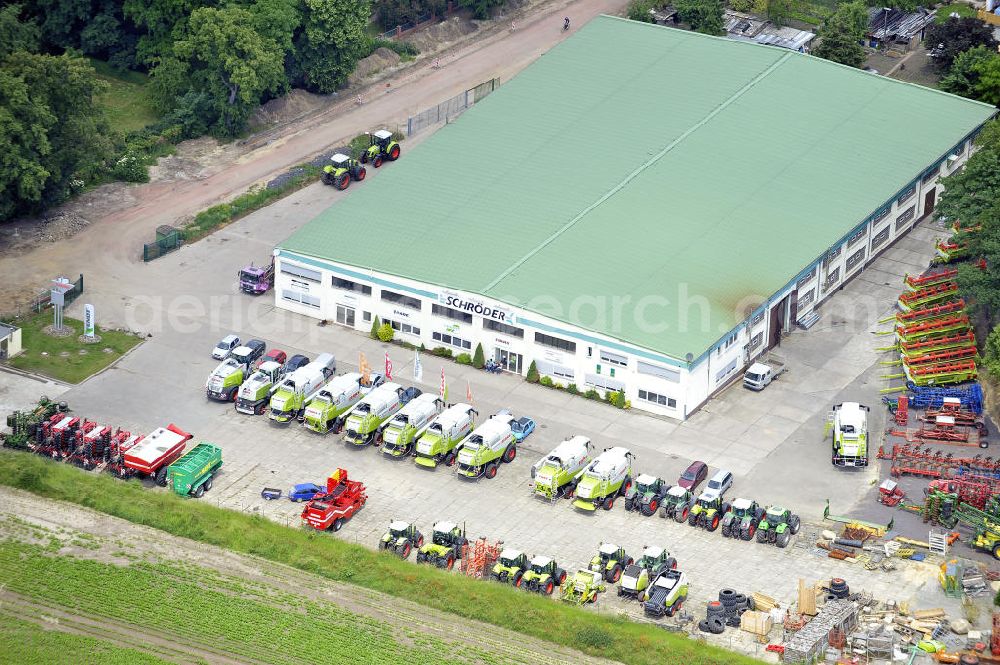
[356,167,366,181]
[777,531,790,548]
[502,444,516,463]
[389,144,400,160]
[619,476,632,497]
[643,498,659,516]
[743,524,756,541]
[603,496,615,510]
[336,174,349,190]
[332,518,344,532]
[624,497,635,511]
[416,534,424,547]
[676,506,689,523]
[665,557,677,570]
[756,529,767,543]
[485,463,498,479]
[373,155,383,168]
[789,515,801,534]
[557,569,567,585]
[687,511,698,526]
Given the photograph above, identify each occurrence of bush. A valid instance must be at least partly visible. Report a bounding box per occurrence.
[472,344,485,369]
[370,316,381,339]
[431,346,453,358]
[626,0,659,22]
[607,390,628,409]
[584,389,601,400]
[526,360,539,383]
[729,0,754,10]
[455,353,472,365]
[370,37,419,58]
[566,383,580,395]
[111,151,149,182]
[377,323,395,342]
[349,133,371,159]
[539,376,553,387]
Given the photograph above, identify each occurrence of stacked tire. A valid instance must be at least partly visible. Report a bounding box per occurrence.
[828,578,850,599]
[698,588,755,634]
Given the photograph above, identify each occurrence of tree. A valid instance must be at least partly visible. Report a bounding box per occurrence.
[295,0,372,94]
[0,5,40,58]
[457,0,504,20]
[525,360,539,383]
[626,0,659,23]
[974,56,1000,107]
[940,45,998,99]
[370,315,381,339]
[124,0,214,64]
[472,343,485,369]
[377,322,394,342]
[675,0,724,35]
[813,2,868,68]
[766,0,794,27]
[168,5,287,135]
[985,324,1000,380]
[926,17,998,72]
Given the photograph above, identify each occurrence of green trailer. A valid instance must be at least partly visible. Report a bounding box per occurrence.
[168,443,222,498]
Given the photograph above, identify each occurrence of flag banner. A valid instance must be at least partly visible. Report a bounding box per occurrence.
[413,351,423,382]
[385,352,393,380]
[360,352,371,386]
[466,380,473,402]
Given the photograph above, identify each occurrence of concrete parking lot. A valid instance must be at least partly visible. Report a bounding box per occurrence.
[7,167,968,632]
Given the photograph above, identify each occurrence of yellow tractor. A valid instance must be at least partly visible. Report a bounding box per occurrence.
[322,153,366,190]
[362,129,401,168]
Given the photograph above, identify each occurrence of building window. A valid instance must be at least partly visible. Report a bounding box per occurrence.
[381,289,421,310]
[825,245,842,264]
[363,311,372,322]
[826,268,840,288]
[846,247,866,271]
[331,276,372,295]
[717,333,737,356]
[871,205,891,227]
[871,227,890,250]
[797,289,815,309]
[281,263,321,282]
[751,310,765,325]
[384,318,420,336]
[896,206,915,229]
[796,268,816,291]
[432,331,471,350]
[586,374,624,392]
[749,332,763,349]
[896,185,916,206]
[599,350,628,367]
[847,225,868,248]
[715,358,738,383]
[534,332,576,353]
[637,361,680,382]
[432,303,472,324]
[922,164,939,184]
[281,290,320,308]
[638,389,676,408]
[483,319,524,338]
[535,360,575,380]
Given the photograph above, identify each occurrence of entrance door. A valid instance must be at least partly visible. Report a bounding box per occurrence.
[923,188,936,216]
[494,349,522,373]
[335,304,356,328]
[767,295,789,349]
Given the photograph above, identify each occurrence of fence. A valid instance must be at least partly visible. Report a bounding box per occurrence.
[143,225,184,262]
[27,274,84,314]
[406,77,500,137]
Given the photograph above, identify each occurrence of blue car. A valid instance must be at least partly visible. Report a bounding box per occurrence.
[511,417,535,442]
[288,483,325,502]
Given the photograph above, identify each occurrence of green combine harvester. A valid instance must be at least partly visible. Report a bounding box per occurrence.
[167,443,223,498]
[302,372,372,434]
[414,403,477,468]
[381,394,442,457]
[530,436,591,501]
[571,447,635,512]
[343,382,407,446]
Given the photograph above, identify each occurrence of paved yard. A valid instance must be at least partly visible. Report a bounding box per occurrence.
[2,174,977,645]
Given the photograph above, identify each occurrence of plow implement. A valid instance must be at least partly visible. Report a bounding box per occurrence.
[897,282,959,312]
[903,268,958,291]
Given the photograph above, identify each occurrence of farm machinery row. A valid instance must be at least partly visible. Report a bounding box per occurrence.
[320,130,401,190]
[2,396,222,499]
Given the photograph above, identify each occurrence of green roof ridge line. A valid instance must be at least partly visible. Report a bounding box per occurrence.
[482,47,794,293]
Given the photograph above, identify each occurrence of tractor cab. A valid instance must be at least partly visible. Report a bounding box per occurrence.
[765,507,789,525]
[731,498,755,519]
[635,474,663,496]
[697,492,722,511]
[389,520,416,540]
[666,485,690,502]
[431,521,462,546]
[322,153,365,190]
[498,548,527,569]
[594,543,625,567]
[530,555,555,576]
[363,129,401,167]
[638,546,667,571]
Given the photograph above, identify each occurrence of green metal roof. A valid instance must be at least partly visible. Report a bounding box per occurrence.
[281,15,994,361]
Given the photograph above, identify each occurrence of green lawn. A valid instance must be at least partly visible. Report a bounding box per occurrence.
[6,311,143,384]
[88,59,160,133]
[935,2,977,23]
[0,613,172,665]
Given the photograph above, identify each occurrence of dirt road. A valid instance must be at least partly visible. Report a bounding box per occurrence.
[0,0,629,311]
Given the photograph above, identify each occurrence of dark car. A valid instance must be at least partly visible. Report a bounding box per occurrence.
[677,461,708,491]
[285,354,310,373]
[400,387,422,404]
[244,339,267,366]
[264,349,287,366]
[288,483,325,502]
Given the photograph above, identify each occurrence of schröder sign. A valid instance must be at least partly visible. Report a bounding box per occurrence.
[439,291,513,323]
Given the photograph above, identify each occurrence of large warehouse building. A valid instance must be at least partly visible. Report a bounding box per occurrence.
[276,16,995,419]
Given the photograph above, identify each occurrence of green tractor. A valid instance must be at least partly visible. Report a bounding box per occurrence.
[624,474,668,516]
[322,153,366,190]
[361,129,401,168]
[618,545,676,599]
[490,548,529,586]
[721,498,765,540]
[415,521,466,570]
[520,556,568,595]
[688,492,730,532]
[756,506,801,548]
[660,485,696,522]
[589,543,633,584]
[378,521,424,559]
[561,569,606,604]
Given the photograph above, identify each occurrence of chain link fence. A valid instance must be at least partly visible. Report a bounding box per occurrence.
[142,225,184,262]
[406,77,500,137]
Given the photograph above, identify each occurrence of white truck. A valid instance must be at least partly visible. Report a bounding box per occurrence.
[414,403,478,468]
[743,354,786,391]
[531,435,592,501]
[268,353,336,423]
[343,382,406,446]
[455,412,517,480]
[381,393,442,458]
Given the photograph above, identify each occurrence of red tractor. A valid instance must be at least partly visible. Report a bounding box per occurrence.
[301,469,368,532]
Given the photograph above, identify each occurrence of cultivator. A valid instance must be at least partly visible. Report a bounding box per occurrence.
[906,383,983,412]
[897,282,958,312]
[459,537,503,579]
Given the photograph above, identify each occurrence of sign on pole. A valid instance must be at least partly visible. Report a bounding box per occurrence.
[83,304,95,338]
[50,278,73,332]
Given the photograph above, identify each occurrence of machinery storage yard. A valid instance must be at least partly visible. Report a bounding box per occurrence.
[4,10,1000,665]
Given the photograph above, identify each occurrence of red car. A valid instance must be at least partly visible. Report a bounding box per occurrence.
[263,348,287,366]
[677,461,708,491]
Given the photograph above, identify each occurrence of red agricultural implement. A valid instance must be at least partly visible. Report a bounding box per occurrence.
[67,422,111,468]
[900,331,976,357]
[893,299,965,323]
[459,537,503,579]
[895,314,970,342]
[904,268,958,291]
[878,479,905,506]
[902,360,977,387]
[904,346,978,367]
[34,414,80,458]
[106,424,191,486]
[897,282,959,312]
[927,478,999,511]
[301,468,368,532]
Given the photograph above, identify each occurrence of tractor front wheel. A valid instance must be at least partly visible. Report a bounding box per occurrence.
[373,155,383,168]
[789,515,801,534]
[355,167,366,181]
[603,496,615,511]
[708,514,721,532]
[336,174,349,190]
[643,498,659,516]
[756,529,767,543]
[687,512,698,527]
[485,463,498,479]
[609,564,622,583]
[776,531,790,548]
[743,524,756,541]
[399,542,412,559]
[513,571,523,588]
[544,580,554,595]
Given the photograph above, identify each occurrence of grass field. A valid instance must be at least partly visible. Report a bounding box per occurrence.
[935,2,977,22]
[6,311,143,384]
[88,59,160,133]
[0,614,172,665]
[0,452,763,665]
